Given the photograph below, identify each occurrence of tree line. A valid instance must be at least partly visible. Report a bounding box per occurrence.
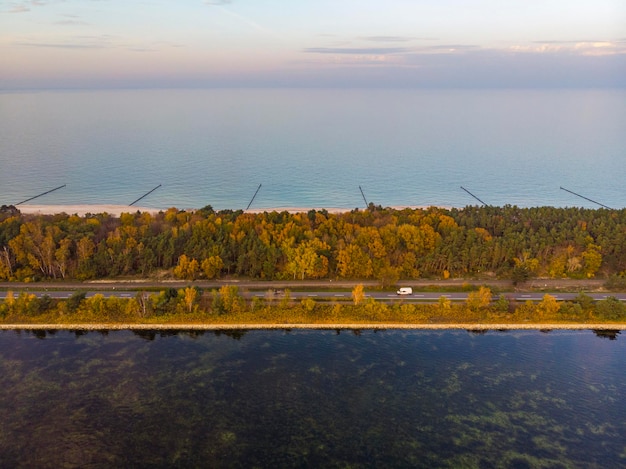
[2,286,625,325]
[1,204,625,283]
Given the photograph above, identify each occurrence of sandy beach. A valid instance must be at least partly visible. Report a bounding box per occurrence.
[17,204,162,217]
[243,206,433,214]
[16,204,439,217]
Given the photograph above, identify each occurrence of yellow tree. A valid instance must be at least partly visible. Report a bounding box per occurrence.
[201,255,224,279]
[85,294,106,318]
[398,223,440,256]
[3,291,15,314]
[438,295,451,313]
[301,297,316,312]
[55,238,72,279]
[0,291,38,317]
[182,287,198,313]
[358,227,387,260]
[337,244,373,279]
[9,221,59,278]
[377,263,401,288]
[437,214,459,235]
[536,294,560,319]
[352,284,365,305]
[514,251,540,274]
[0,247,12,280]
[466,286,492,311]
[284,239,329,280]
[76,236,96,279]
[547,249,568,278]
[400,252,420,278]
[582,244,602,278]
[173,254,199,280]
[217,285,244,314]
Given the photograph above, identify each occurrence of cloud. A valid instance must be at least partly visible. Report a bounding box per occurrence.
[303,39,626,67]
[513,40,626,56]
[204,0,232,5]
[423,44,480,52]
[7,0,51,13]
[8,5,30,13]
[284,43,626,88]
[304,47,409,55]
[14,34,117,49]
[533,40,598,44]
[396,47,626,88]
[13,35,185,54]
[361,36,413,43]
[361,36,439,43]
[302,39,483,62]
[54,20,90,26]
[15,42,108,49]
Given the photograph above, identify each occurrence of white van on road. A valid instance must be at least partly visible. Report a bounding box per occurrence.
[397,287,413,295]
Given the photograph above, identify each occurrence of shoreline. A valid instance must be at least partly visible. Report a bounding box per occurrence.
[15,204,439,217]
[1,323,624,331]
[17,204,162,217]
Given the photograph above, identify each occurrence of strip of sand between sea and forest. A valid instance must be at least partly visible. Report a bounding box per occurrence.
[15,204,432,217]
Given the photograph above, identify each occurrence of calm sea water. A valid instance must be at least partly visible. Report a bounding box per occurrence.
[0,329,624,467]
[1,89,625,210]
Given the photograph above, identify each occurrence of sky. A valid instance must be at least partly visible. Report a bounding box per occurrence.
[1,0,625,89]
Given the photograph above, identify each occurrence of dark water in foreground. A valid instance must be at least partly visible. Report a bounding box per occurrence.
[0,329,624,468]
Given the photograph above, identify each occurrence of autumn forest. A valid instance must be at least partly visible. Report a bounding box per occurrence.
[1,204,625,284]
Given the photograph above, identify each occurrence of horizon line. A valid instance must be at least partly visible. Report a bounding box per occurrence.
[2,84,626,93]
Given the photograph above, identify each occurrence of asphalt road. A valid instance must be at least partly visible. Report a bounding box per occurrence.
[1,289,625,303]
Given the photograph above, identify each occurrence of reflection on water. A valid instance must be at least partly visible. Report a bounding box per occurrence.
[0,329,625,468]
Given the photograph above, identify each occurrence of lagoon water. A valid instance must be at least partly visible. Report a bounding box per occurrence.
[1,329,625,467]
[1,88,625,210]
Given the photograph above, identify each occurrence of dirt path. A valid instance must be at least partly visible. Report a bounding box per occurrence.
[0,278,609,292]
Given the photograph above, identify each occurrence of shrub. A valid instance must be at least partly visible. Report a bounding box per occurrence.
[67,291,87,313]
[595,297,626,320]
[605,275,626,291]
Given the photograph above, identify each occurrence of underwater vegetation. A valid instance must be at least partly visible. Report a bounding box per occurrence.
[0,329,624,467]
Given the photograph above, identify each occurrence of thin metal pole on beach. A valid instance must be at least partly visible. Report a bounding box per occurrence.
[359,186,369,208]
[15,184,67,205]
[246,184,262,210]
[559,186,612,209]
[129,184,162,206]
[460,186,487,206]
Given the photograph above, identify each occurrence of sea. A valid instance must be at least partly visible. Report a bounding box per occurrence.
[1,88,624,211]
